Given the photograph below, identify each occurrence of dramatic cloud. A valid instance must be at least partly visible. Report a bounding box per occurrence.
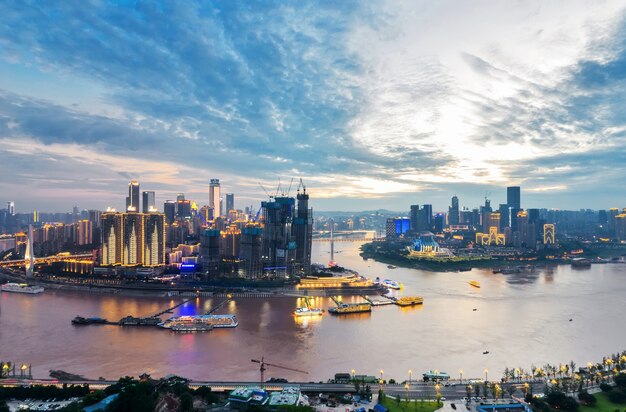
[0,1,626,211]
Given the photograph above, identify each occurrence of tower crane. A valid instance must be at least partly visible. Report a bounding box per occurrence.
[251,356,308,383]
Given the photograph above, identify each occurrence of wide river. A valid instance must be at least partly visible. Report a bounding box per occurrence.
[1,241,625,383]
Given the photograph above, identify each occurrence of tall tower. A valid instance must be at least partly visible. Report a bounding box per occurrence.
[126,180,140,211]
[448,196,459,225]
[209,179,221,218]
[142,191,155,213]
[293,185,313,273]
[507,186,521,210]
[25,224,34,277]
[7,201,15,215]
[226,193,235,215]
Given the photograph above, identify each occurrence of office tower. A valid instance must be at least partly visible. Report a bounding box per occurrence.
[76,220,93,245]
[143,212,165,266]
[6,201,15,215]
[220,224,241,259]
[516,210,529,248]
[498,204,509,230]
[142,191,156,213]
[598,210,608,226]
[410,205,419,232]
[199,229,221,275]
[176,198,191,219]
[543,224,555,244]
[434,213,445,233]
[126,180,140,211]
[418,204,432,232]
[101,212,122,265]
[176,193,185,202]
[262,196,296,276]
[292,188,313,274]
[164,201,176,224]
[609,208,619,237]
[121,212,144,265]
[507,186,521,210]
[209,179,221,218]
[240,225,263,278]
[226,193,235,215]
[88,210,102,228]
[448,196,459,225]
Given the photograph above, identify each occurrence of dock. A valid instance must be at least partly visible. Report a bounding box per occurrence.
[205,297,232,315]
[360,295,394,306]
[151,298,194,317]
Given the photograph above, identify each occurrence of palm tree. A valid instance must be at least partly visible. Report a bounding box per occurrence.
[569,361,576,377]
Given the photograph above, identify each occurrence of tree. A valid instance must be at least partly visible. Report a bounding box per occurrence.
[107,382,155,412]
[475,385,480,397]
[615,373,626,388]
[179,392,193,412]
[0,401,9,412]
[607,389,626,404]
[577,391,596,406]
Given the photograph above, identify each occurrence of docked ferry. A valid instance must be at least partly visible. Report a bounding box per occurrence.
[293,307,323,317]
[328,302,371,315]
[395,296,424,306]
[1,283,44,294]
[159,314,238,329]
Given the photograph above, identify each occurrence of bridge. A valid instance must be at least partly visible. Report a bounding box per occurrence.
[313,237,384,243]
[0,253,94,268]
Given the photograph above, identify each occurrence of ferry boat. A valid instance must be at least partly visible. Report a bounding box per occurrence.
[171,322,213,333]
[469,280,481,288]
[387,265,397,269]
[118,316,162,326]
[298,273,372,289]
[328,302,371,315]
[159,314,238,329]
[571,258,591,268]
[71,316,108,325]
[293,307,323,317]
[395,296,424,306]
[382,279,401,290]
[1,283,44,294]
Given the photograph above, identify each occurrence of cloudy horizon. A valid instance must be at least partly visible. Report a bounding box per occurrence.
[2,1,626,213]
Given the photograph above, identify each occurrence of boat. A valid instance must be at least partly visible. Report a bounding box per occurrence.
[382,279,401,290]
[469,280,481,288]
[458,267,471,272]
[387,265,397,269]
[501,267,521,274]
[395,296,424,306]
[571,258,591,268]
[492,268,502,274]
[328,302,371,315]
[71,316,108,325]
[118,316,162,326]
[171,322,213,333]
[159,314,238,329]
[298,273,372,289]
[293,307,323,317]
[1,283,44,294]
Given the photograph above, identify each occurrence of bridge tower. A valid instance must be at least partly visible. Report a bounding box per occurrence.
[25,224,35,277]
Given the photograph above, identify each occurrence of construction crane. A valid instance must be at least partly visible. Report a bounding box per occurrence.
[296,178,306,193]
[251,356,308,383]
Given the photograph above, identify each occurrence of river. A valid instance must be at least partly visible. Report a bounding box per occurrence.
[1,240,625,383]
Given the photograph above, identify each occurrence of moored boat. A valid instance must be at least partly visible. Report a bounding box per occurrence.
[469,280,481,288]
[1,283,44,294]
[71,316,108,325]
[382,279,401,290]
[395,296,424,306]
[293,307,323,317]
[328,302,371,315]
[159,314,238,329]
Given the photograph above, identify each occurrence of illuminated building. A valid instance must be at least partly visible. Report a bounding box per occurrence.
[220,224,241,259]
[261,196,296,276]
[418,204,432,232]
[226,193,234,215]
[209,179,221,218]
[100,211,165,267]
[386,218,410,238]
[199,229,220,275]
[543,224,555,244]
[609,208,619,237]
[126,180,140,212]
[616,214,626,242]
[408,232,453,257]
[76,220,93,245]
[88,210,102,228]
[142,191,156,213]
[475,226,505,246]
[434,212,445,233]
[507,186,521,210]
[176,197,191,219]
[498,204,509,230]
[25,225,34,277]
[164,200,176,224]
[101,212,122,265]
[143,212,165,267]
[448,196,459,225]
[292,187,313,274]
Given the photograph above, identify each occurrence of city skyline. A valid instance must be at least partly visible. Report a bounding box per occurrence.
[2,2,626,211]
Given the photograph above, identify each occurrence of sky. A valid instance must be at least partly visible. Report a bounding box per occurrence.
[1,1,626,213]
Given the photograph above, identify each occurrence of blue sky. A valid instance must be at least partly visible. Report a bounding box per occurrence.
[1,1,626,213]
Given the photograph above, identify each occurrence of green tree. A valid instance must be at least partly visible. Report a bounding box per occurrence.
[0,400,9,412]
[107,381,155,412]
[179,392,193,412]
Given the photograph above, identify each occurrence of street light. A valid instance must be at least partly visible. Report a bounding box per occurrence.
[484,368,488,382]
[408,369,413,385]
[524,382,530,396]
[459,369,463,383]
[380,369,384,383]
[405,382,410,402]
[352,369,356,381]
[515,368,521,382]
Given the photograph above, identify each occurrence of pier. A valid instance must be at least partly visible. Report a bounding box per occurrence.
[205,297,232,315]
[151,298,194,318]
[360,295,394,306]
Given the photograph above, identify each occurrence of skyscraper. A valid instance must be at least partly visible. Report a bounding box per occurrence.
[142,191,156,213]
[7,201,15,215]
[292,188,313,274]
[209,179,221,218]
[507,186,521,210]
[226,193,235,215]
[409,205,419,232]
[126,180,140,211]
[76,220,93,245]
[163,201,176,224]
[448,196,459,225]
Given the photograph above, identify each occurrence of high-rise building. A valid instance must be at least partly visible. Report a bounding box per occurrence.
[261,196,296,276]
[418,204,432,232]
[498,204,509,230]
[292,188,313,274]
[6,201,15,215]
[142,191,156,213]
[121,212,143,265]
[448,196,459,225]
[409,205,419,232]
[164,201,176,224]
[176,198,191,219]
[76,220,93,245]
[199,229,221,275]
[101,212,122,265]
[240,225,263,278]
[434,213,445,233]
[543,224,555,244]
[507,186,521,210]
[209,179,221,218]
[88,210,102,228]
[226,193,235,215]
[126,180,140,212]
[143,212,166,267]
